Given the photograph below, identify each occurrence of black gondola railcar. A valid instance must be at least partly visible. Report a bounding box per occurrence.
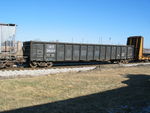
[23,41,134,67]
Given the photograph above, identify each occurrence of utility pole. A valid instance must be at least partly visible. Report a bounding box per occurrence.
[72,37,74,43]
[101,37,103,44]
[82,38,84,43]
[109,37,111,44]
[98,36,100,44]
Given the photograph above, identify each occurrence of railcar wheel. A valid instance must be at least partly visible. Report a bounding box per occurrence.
[47,62,53,68]
[123,60,129,64]
[110,60,115,64]
[30,62,37,68]
[145,60,149,62]
[119,60,129,64]
[0,62,6,68]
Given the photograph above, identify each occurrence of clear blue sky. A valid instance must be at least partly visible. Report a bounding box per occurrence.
[0,0,150,48]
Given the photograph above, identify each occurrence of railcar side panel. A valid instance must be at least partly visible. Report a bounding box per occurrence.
[116,47,121,59]
[111,46,116,59]
[80,45,87,61]
[87,46,94,61]
[127,47,134,59]
[121,47,127,59]
[100,46,106,60]
[45,44,56,61]
[56,44,65,61]
[65,45,73,61]
[94,46,100,60]
[31,44,44,61]
[73,45,80,61]
[106,46,111,60]
[31,44,37,61]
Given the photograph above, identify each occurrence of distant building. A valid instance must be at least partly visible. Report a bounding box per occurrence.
[144,49,150,54]
[0,23,17,53]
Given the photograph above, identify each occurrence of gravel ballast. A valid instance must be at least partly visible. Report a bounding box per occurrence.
[0,63,150,78]
[0,67,96,78]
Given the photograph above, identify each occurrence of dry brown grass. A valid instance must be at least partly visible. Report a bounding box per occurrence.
[0,65,150,113]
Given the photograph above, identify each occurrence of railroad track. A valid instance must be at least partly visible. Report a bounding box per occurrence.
[0,61,150,71]
[0,61,110,71]
[0,62,150,79]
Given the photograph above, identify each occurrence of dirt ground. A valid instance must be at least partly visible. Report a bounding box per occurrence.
[0,65,150,113]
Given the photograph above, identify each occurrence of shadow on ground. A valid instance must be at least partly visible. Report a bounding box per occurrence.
[1,74,150,113]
